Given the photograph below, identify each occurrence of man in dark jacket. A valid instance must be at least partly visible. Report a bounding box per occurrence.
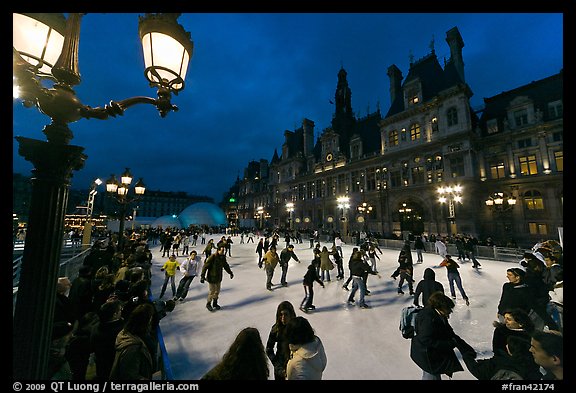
[413,268,444,307]
[347,250,377,309]
[279,244,300,287]
[200,246,234,311]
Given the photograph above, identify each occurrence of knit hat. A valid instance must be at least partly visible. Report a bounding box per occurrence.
[509,267,526,278]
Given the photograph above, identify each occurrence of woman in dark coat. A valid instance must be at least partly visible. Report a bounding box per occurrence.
[410,292,464,380]
[266,301,297,380]
[497,268,533,322]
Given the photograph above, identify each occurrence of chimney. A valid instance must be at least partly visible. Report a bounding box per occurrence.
[302,118,315,157]
[387,65,403,104]
[445,26,465,82]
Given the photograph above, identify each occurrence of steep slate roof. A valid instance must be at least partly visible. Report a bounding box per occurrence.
[385,53,464,118]
[354,112,382,155]
[480,70,563,127]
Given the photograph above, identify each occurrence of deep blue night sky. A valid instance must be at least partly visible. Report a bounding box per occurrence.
[13,13,563,202]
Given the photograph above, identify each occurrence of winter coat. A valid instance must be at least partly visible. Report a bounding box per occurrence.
[161,258,180,277]
[266,323,291,378]
[201,253,233,284]
[497,282,533,316]
[319,250,334,271]
[414,237,425,250]
[410,307,463,377]
[413,268,445,307]
[263,250,280,269]
[491,323,533,357]
[90,318,124,380]
[349,255,373,277]
[180,255,201,277]
[303,264,323,287]
[286,336,327,380]
[459,340,542,380]
[109,330,153,380]
[280,249,299,266]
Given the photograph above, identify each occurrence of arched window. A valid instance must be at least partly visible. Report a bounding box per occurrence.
[523,190,544,210]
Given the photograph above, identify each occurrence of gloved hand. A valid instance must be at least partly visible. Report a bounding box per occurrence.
[200,278,205,283]
[230,273,234,279]
[160,268,165,272]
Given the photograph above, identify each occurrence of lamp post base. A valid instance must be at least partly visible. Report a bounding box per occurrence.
[13,136,86,379]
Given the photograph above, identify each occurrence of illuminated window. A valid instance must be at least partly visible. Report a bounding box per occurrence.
[528,222,548,235]
[524,190,544,210]
[519,155,538,176]
[407,88,420,105]
[447,107,458,127]
[489,162,506,179]
[410,123,421,141]
[554,151,563,172]
[388,130,399,146]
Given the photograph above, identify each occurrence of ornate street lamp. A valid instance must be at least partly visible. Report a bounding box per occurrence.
[485,191,517,238]
[13,13,193,379]
[437,184,463,235]
[485,192,517,210]
[337,196,350,235]
[357,201,373,232]
[286,202,295,230]
[256,206,265,229]
[106,169,146,250]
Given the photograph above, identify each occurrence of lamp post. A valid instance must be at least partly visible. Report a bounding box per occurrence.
[286,202,295,230]
[337,196,350,235]
[485,191,517,240]
[12,13,193,379]
[437,184,463,235]
[106,169,146,250]
[256,206,265,229]
[82,177,102,248]
[357,201,373,233]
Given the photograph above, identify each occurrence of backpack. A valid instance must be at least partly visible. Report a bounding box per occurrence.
[399,305,422,339]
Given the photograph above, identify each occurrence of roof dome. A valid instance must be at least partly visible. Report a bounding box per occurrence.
[151,215,182,229]
[179,202,228,227]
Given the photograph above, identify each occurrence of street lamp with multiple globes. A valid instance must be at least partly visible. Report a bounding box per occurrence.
[357,201,373,232]
[485,191,517,238]
[437,184,463,235]
[106,169,146,250]
[286,202,295,230]
[12,13,193,379]
[256,206,265,229]
[337,196,350,235]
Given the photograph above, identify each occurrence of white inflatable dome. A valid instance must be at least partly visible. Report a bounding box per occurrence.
[151,215,182,229]
[178,202,228,227]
